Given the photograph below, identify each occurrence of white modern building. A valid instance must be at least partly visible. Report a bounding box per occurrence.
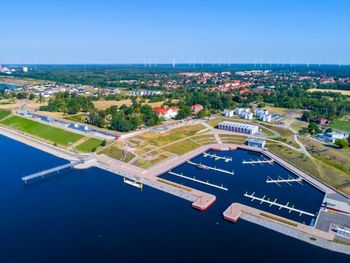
[247,138,266,148]
[323,131,349,143]
[242,112,253,120]
[223,109,235,117]
[218,121,259,134]
[255,109,272,122]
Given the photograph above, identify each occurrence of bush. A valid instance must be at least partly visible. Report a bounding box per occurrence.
[334,139,348,149]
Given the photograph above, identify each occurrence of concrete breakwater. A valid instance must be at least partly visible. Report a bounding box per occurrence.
[223,203,350,255]
[241,212,350,255]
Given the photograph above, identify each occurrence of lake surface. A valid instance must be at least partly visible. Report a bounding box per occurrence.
[0,134,349,262]
[0,83,20,90]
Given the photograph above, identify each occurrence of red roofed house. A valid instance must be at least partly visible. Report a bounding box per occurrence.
[191,104,204,114]
[152,107,178,119]
[239,89,250,95]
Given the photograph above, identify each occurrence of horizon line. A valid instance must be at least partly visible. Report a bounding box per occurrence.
[2,63,350,66]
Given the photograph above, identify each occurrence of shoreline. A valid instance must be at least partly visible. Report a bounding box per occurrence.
[1,126,350,255]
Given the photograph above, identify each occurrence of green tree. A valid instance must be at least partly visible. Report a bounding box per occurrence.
[334,139,348,149]
[197,109,210,119]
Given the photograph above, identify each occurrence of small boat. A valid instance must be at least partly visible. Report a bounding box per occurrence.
[123,178,143,189]
[197,164,209,170]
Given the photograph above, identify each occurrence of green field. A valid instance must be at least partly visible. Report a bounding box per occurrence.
[64,114,86,123]
[2,116,83,145]
[0,109,11,120]
[163,139,201,154]
[76,138,103,152]
[100,143,135,162]
[266,141,350,196]
[331,120,350,133]
[135,124,206,147]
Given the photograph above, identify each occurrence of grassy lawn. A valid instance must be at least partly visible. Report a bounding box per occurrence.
[64,114,86,123]
[2,116,83,145]
[219,134,247,144]
[299,136,350,173]
[162,139,201,155]
[262,106,290,115]
[93,99,165,110]
[192,134,217,145]
[76,138,103,152]
[133,153,171,169]
[260,123,299,148]
[135,124,206,147]
[207,117,224,127]
[290,120,308,132]
[100,143,135,162]
[0,109,11,120]
[331,120,350,133]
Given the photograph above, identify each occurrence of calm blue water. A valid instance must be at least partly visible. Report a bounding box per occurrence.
[162,149,324,225]
[0,83,19,90]
[0,135,349,262]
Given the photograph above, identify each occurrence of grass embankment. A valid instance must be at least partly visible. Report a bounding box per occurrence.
[163,139,201,155]
[133,153,171,169]
[219,134,247,144]
[135,124,206,147]
[0,109,11,120]
[64,114,86,123]
[76,138,103,152]
[260,123,299,148]
[299,136,350,174]
[290,120,308,132]
[331,120,350,133]
[207,117,224,127]
[191,135,217,145]
[266,142,350,196]
[1,116,83,145]
[100,143,135,162]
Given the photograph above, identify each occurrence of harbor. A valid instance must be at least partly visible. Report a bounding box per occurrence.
[1,126,350,256]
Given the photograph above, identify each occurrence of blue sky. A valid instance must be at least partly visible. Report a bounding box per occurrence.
[1,0,349,64]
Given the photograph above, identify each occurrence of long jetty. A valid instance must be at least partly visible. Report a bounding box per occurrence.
[266,176,303,186]
[22,160,83,183]
[203,153,232,162]
[168,171,228,191]
[242,159,274,166]
[187,161,234,175]
[244,192,315,217]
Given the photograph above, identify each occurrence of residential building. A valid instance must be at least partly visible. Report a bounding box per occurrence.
[152,107,178,119]
[191,104,203,114]
[223,109,235,117]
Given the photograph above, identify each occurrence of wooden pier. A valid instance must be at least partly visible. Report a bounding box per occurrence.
[242,159,274,166]
[244,192,315,217]
[203,153,232,162]
[187,161,234,175]
[266,176,303,186]
[22,160,83,183]
[168,171,228,191]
